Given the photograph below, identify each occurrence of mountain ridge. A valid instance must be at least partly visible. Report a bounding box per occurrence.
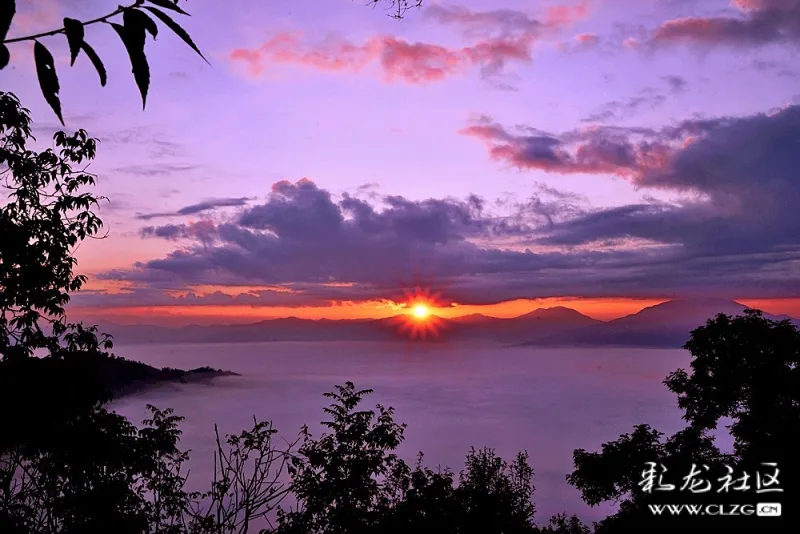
[95,300,798,348]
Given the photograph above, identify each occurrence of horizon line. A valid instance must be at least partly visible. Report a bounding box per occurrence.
[71,297,799,329]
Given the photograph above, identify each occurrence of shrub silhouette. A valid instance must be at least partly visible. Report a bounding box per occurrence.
[274,381,586,534]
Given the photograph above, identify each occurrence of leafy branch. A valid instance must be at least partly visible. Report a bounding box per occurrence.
[0,0,207,125]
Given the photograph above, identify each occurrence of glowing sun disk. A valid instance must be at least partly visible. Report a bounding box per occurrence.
[412,304,430,319]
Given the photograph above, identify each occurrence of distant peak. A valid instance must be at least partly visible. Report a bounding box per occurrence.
[646,298,745,311]
[616,298,752,324]
[518,306,592,320]
[456,313,494,319]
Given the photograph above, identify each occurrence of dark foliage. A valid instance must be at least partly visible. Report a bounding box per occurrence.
[1,404,187,534]
[567,310,800,533]
[274,381,583,534]
[0,91,113,449]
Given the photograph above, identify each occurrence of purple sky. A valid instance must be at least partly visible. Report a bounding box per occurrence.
[4,0,800,322]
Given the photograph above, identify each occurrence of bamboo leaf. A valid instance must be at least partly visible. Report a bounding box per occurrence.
[0,44,8,70]
[80,41,107,86]
[110,21,150,109]
[142,6,209,65]
[145,0,189,16]
[63,18,84,66]
[0,0,14,42]
[127,8,159,39]
[33,41,64,125]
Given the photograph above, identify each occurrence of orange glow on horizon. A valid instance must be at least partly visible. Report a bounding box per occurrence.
[737,298,800,318]
[68,296,800,326]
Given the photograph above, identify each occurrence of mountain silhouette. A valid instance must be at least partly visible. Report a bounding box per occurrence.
[97,299,797,348]
[525,298,794,347]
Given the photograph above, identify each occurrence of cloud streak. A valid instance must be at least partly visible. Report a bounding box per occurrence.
[135,197,253,221]
[652,0,800,47]
[228,4,589,84]
[229,31,535,84]
[582,76,688,123]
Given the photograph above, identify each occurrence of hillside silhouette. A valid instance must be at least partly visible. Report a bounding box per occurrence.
[97,298,797,348]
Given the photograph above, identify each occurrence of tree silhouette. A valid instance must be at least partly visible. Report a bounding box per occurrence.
[274,381,588,534]
[566,310,800,533]
[275,382,410,534]
[0,93,105,360]
[0,92,118,458]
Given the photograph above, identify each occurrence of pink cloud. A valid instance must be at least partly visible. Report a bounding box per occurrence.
[424,2,589,39]
[459,118,677,180]
[229,3,593,84]
[576,33,600,45]
[229,33,379,76]
[558,32,600,51]
[229,32,535,84]
[652,0,800,46]
[543,1,591,27]
[424,5,542,36]
[623,37,640,48]
[732,0,796,10]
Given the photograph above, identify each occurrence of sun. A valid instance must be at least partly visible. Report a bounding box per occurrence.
[412,303,430,319]
[386,284,449,341]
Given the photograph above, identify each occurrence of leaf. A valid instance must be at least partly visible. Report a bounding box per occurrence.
[144,0,189,16]
[63,18,84,66]
[127,8,158,39]
[79,42,107,86]
[0,44,8,70]
[33,41,64,125]
[120,11,147,51]
[142,6,209,65]
[110,22,150,109]
[0,0,14,42]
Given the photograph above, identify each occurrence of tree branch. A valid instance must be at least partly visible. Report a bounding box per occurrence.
[2,1,142,44]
